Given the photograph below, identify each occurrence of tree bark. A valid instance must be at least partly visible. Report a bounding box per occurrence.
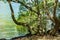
[49,18,60,35]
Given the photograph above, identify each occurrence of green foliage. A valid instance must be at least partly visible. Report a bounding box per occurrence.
[16,0,49,35]
[16,9,48,35]
[16,25,28,35]
[16,10,38,35]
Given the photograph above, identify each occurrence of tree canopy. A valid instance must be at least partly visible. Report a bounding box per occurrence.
[1,0,60,39]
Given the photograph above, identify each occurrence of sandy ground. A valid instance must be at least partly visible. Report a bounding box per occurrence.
[13,35,60,40]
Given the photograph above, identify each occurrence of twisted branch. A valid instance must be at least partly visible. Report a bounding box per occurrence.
[7,0,32,36]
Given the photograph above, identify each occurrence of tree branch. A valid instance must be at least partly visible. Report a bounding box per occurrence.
[53,0,59,22]
[43,0,55,22]
[7,0,32,35]
[53,0,58,17]
[12,0,37,13]
[8,2,27,26]
[8,2,37,38]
